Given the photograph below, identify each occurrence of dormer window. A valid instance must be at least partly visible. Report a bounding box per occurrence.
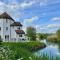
[18,27,20,30]
[19,34,22,37]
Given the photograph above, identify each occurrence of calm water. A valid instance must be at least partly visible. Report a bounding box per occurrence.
[35,40,60,58]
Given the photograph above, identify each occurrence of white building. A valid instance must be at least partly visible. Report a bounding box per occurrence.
[0,12,26,42]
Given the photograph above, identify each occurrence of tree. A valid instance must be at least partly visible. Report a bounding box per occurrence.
[37,33,49,40]
[56,29,60,40]
[26,27,36,41]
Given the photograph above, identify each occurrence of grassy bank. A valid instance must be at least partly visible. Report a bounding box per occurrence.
[0,41,46,60]
[0,41,60,60]
[2,41,46,52]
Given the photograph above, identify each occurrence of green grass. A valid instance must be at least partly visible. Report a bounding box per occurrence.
[0,41,45,60]
[0,41,60,60]
[2,42,46,52]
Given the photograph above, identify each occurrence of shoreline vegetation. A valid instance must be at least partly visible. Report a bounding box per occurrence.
[3,42,46,52]
[47,29,60,43]
[47,35,59,43]
[0,41,46,60]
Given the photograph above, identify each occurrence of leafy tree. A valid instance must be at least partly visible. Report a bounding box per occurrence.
[38,33,49,40]
[26,27,36,41]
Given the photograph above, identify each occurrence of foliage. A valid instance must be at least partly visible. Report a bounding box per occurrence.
[47,29,60,43]
[37,33,49,40]
[47,35,58,43]
[0,42,46,60]
[3,42,46,52]
[56,29,60,40]
[26,27,36,41]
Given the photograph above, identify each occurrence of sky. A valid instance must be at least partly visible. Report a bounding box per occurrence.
[0,0,60,33]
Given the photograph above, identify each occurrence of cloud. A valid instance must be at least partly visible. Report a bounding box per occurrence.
[0,0,49,13]
[5,0,36,9]
[36,24,60,33]
[47,24,60,28]
[0,1,23,21]
[36,24,60,30]
[23,16,38,32]
[7,0,48,9]
[0,1,7,13]
[51,17,60,21]
[24,16,38,24]
[20,1,36,8]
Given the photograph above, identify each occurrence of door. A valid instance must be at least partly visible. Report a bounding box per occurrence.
[5,35,9,42]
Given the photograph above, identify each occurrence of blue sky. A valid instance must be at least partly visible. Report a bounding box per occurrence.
[0,0,60,33]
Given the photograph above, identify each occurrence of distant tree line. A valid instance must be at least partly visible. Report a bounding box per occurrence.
[26,26,50,41]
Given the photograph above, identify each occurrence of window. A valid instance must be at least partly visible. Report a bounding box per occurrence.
[19,34,22,37]
[5,35,9,40]
[6,27,8,31]
[22,39,25,41]
[18,27,20,30]
[0,27,1,30]
[6,19,8,23]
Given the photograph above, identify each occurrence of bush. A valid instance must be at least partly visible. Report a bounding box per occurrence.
[47,35,59,43]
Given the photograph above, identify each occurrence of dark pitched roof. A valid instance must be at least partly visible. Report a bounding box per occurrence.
[0,12,14,21]
[10,22,22,26]
[15,30,25,34]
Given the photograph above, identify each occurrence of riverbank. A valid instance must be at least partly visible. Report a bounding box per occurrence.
[0,41,46,60]
[34,40,60,60]
[2,41,46,52]
[47,35,60,43]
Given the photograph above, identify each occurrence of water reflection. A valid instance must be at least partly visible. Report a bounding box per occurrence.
[35,40,60,58]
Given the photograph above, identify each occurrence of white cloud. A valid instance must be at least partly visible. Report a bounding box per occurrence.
[40,27,46,30]
[4,0,36,9]
[7,0,48,9]
[51,17,60,21]
[48,29,56,33]
[20,1,36,8]
[47,24,60,28]
[0,0,49,13]
[0,1,23,21]
[24,16,38,24]
[36,24,60,33]
[0,1,7,13]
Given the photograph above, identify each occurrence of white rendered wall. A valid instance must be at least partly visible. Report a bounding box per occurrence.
[0,18,26,42]
[0,18,14,42]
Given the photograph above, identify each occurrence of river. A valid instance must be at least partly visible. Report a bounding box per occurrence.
[34,39,60,59]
